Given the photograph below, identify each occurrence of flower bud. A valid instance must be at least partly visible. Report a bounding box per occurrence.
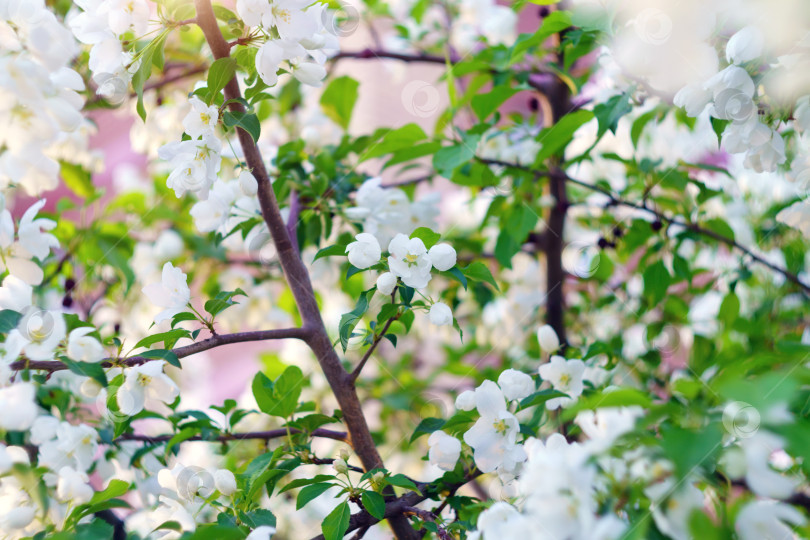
[333,458,349,475]
[239,170,258,196]
[537,324,560,352]
[214,469,237,495]
[429,302,453,326]
[376,272,397,295]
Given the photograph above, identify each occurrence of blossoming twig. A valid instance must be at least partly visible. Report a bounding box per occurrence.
[9,327,311,372]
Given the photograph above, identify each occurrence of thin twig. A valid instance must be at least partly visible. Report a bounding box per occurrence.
[11,327,310,372]
[350,315,397,383]
[115,428,348,444]
[331,48,557,94]
[478,158,810,295]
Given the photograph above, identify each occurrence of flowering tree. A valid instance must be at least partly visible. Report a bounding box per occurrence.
[1,0,810,538]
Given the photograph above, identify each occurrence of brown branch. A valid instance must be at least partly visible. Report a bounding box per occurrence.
[10,327,310,372]
[309,469,483,540]
[478,158,810,295]
[115,428,348,444]
[350,315,397,383]
[193,3,418,538]
[141,64,207,93]
[543,20,572,349]
[332,48,556,94]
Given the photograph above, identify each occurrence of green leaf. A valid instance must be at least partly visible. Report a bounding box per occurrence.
[314,244,348,261]
[631,108,661,148]
[433,143,475,178]
[61,358,108,387]
[296,483,334,510]
[89,479,129,506]
[462,262,499,290]
[60,162,95,199]
[0,309,22,333]
[643,260,670,305]
[134,329,190,350]
[661,424,722,479]
[320,76,359,130]
[710,117,728,147]
[361,491,386,520]
[223,111,261,142]
[386,474,418,491]
[139,349,181,369]
[207,57,237,102]
[272,365,305,418]
[363,124,428,160]
[239,509,276,529]
[410,417,445,443]
[518,389,566,411]
[321,501,351,540]
[338,290,372,352]
[279,475,336,494]
[251,366,305,418]
[534,110,594,161]
[593,93,632,138]
[409,227,441,249]
[471,86,520,122]
[563,388,652,419]
[204,289,247,318]
[186,524,247,540]
[132,33,167,121]
[718,292,740,326]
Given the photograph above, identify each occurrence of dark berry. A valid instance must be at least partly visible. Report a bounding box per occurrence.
[651,220,663,231]
[612,226,624,238]
[65,278,76,291]
[62,295,73,309]
[597,237,609,249]
[528,98,539,112]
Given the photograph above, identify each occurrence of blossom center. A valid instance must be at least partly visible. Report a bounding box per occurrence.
[492,419,509,434]
[273,6,291,23]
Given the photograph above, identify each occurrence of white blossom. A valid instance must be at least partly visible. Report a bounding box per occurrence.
[376,272,397,295]
[536,324,560,353]
[0,382,38,431]
[118,361,180,415]
[182,96,219,139]
[538,355,585,409]
[427,431,461,471]
[346,232,381,269]
[429,302,453,326]
[428,243,457,271]
[497,369,534,401]
[67,327,105,363]
[142,262,191,323]
[388,233,432,289]
[735,500,806,540]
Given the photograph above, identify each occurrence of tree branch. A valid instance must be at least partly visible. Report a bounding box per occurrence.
[479,158,810,294]
[350,315,397,383]
[10,327,310,372]
[309,469,482,540]
[331,48,556,94]
[114,428,348,444]
[193,3,418,538]
[543,21,572,349]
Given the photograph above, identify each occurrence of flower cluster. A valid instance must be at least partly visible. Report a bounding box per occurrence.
[346,232,457,326]
[0,1,87,195]
[345,177,440,247]
[158,97,224,200]
[236,0,339,88]
[68,0,149,103]
[674,31,787,174]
